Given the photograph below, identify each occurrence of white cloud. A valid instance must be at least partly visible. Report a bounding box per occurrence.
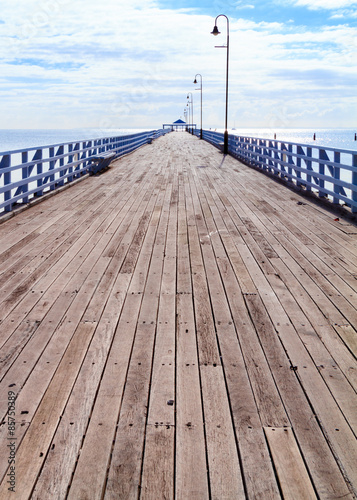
[0,0,356,129]
[234,1,255,9]
[291,0,357,9]
[330,8,357,18]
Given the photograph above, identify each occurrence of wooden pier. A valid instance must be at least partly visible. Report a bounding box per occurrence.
[0,132,356,499]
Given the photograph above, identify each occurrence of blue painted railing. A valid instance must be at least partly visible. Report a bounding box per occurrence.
[198,129,357,214]
[0,128,170,214]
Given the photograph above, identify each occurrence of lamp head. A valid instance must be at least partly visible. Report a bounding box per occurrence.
[193,78,197,84]
[211,25,220,36]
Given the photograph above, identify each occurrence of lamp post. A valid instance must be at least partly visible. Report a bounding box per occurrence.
[211,14,229,155]
[187,92,193,134]
[184,108,187,130]
[193,74,203,139]
[186,103,190,133]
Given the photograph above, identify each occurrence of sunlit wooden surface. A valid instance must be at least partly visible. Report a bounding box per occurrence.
[0,132,356,499]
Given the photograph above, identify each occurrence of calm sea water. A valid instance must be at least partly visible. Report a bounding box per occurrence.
[0,128,153,153]
[0,128,356,153]
[226,128,357,151]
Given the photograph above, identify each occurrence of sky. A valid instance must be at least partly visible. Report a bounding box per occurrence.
[0,0,356,131]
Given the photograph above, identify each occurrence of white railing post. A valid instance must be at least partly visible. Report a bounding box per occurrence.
[306,147,312,192]
[33,149,43,197]
[333,151,341,205]
[352,154,357,213]
[296,146,303,187]
[288,144,293,181]
[22,151,29,202]
[319,149,326,198]
[49,147,56,191]
[1,154,11,212]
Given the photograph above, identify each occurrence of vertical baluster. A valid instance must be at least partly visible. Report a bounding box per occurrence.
[258,139,263,169]
[32,149,43,197]
[274,139,280,176]
[262,139,268,171]
[333,151,340,205]
[68,144,73,183]
[296,146,303,187]
[267,141,274,173]
[352,154,357,213]
[22,151,29,203]
[58,146,65,186]
[306,147,312,191]
[1,154,11,212]
[288,144,293,180]
[49,147,55,191]
[72,143,80,176]
[319,149,326,197]
[280,143,287,179]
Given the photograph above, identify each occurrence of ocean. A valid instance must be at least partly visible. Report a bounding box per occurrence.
[0,128,153,153]
[226,128,357,152]
[0,128,356,153]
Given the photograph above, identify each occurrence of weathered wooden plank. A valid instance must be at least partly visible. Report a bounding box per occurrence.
[0,159,155,357]
[244,293,355,498]
[176,294,210,500]
[67,163,171,500]
[175,177,209,500]
[67,292,143,500]
[191,169,289,428]
[0,171,157,393]
[264,426,317,499]
[32,177,163,499]
[0,296,97,485]
[0,132,355,499]
[194,136,355,495]
[200,365,246,499]
[0,321,96,500]
[267,266,357,398]
[0,174,140,324]
[104,171,172,499]
[141,174,178,500]
[185,170,246,498]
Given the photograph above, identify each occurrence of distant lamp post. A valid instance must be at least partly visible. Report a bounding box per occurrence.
[186,103,190,133]
[211,14,229,155]
[187,92,193,134]
[193,74,203,139]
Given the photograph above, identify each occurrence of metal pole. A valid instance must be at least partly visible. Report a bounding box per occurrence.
[187,102,190,133]
[224,22,229,154]
[187,92,193,134]
[212,15,230,154]
[194,74,203,139]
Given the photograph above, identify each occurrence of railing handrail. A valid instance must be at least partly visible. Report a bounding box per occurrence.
[0,128,171,214]
[234,136,356,156]
[199,129,357,214]
[0,130,155,156]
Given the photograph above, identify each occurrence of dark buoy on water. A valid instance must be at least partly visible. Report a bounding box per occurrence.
[274,133,276,140]
[313,133,316,140]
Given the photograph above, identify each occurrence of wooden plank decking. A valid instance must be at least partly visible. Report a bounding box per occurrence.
[0,132,356,499]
